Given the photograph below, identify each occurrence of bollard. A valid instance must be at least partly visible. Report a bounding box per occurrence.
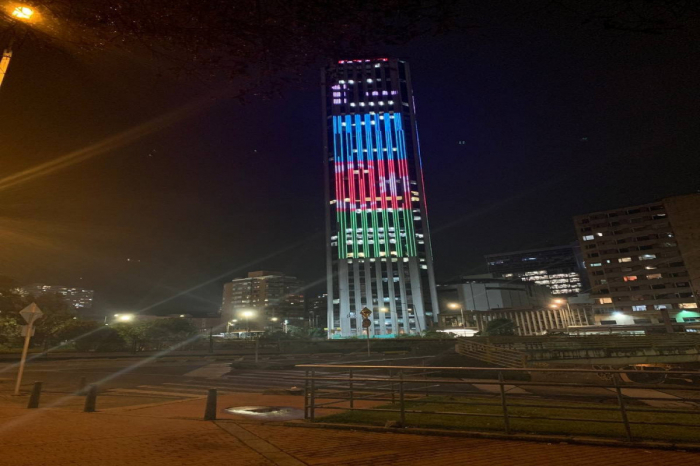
[84,385,97,413]
[27,381,42,409]
[204,389,217,421]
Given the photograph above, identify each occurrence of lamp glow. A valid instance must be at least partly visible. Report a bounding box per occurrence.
[12,6,34,20]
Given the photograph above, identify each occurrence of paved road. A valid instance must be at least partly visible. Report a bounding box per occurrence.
[2,358,699,411]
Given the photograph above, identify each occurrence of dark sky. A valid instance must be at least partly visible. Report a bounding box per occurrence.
[1,6,699,316]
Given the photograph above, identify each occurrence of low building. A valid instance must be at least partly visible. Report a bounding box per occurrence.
[437,275,593,336]
[574,194,700,332]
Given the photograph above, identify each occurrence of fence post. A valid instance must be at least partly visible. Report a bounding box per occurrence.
[498,372,510,434]
[349,369,354,409]
[422,360,429,397]
[27,381,42,409]
[83,385,97,413]
[390,368,395,404]
[399,369,405,425]
[310,370,316,421]
[613,374,633,441]
[304,369,310,419]
[204,389,217,420]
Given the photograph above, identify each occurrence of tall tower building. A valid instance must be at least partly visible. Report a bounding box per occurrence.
[322,58,438,337]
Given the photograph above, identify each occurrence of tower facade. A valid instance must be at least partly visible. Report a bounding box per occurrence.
[322,58,438,337]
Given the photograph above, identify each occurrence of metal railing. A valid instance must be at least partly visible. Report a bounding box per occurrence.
[299,364,700,443]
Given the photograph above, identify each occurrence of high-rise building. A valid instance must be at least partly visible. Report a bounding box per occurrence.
[306,293,328,329]
[485,245,585,295]
[574,194,700,330]
[21,284,95,311]
[221,271,305,332]
[322,58,438,337]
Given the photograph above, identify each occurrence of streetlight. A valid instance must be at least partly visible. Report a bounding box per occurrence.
[549,298,574,327]
[240,310,254,337]
[1,5,39,90]
[448,302,466,327]
[114,313,134,323]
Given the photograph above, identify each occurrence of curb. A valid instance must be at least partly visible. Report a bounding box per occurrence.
[283,421,700,452]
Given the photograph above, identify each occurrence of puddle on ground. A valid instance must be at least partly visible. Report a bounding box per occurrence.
[223,406,305,420]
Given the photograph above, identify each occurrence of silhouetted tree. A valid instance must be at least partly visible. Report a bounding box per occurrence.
[482,318,516,336]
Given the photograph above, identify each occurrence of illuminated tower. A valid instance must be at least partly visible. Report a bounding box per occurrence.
[322,58,438,337]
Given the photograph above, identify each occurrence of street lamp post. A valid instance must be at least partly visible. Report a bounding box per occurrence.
[241,310,254,339]
[1,6,38,91]
[550,298,574,328]
[448,302,466,327]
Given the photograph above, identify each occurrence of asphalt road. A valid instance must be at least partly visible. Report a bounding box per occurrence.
[2,357,699,411]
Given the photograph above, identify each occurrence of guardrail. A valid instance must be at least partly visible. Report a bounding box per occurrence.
[455,340,528,367]
[298,364,700,444]
[476,334,700,351]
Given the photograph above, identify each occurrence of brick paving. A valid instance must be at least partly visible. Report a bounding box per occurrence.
[0,393,697,465]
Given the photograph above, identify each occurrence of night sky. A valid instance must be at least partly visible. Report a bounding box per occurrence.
[1,6,698,316]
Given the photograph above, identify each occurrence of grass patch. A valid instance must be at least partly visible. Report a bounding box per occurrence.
[319,395,700,443]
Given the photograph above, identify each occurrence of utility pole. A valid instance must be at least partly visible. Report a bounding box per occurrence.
[0,48,13,90]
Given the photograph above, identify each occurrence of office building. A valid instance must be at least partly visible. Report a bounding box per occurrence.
[306,293,328,329]
[485,245,585,295]
[221,271,305,332]
[322,58,439,337]
[21,284,94,311]
[574,194,700,330]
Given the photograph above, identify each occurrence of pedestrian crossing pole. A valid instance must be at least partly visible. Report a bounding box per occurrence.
[361,307,372,356]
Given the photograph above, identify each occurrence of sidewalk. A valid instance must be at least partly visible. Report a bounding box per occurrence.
[0,392,697,465]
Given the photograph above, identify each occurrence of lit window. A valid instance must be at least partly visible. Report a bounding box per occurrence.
[366,79,373,83]
[646,273,662,280]
[623,276,637,282]
[639,254,657,261]
[618,257,632,263]
[388,100,394,104]
[590,263,602,267]
[582,235,595,241]
[680,303,698,309]
[598,297,613,304]
[596,232,603,237]
[632,305,647,311]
